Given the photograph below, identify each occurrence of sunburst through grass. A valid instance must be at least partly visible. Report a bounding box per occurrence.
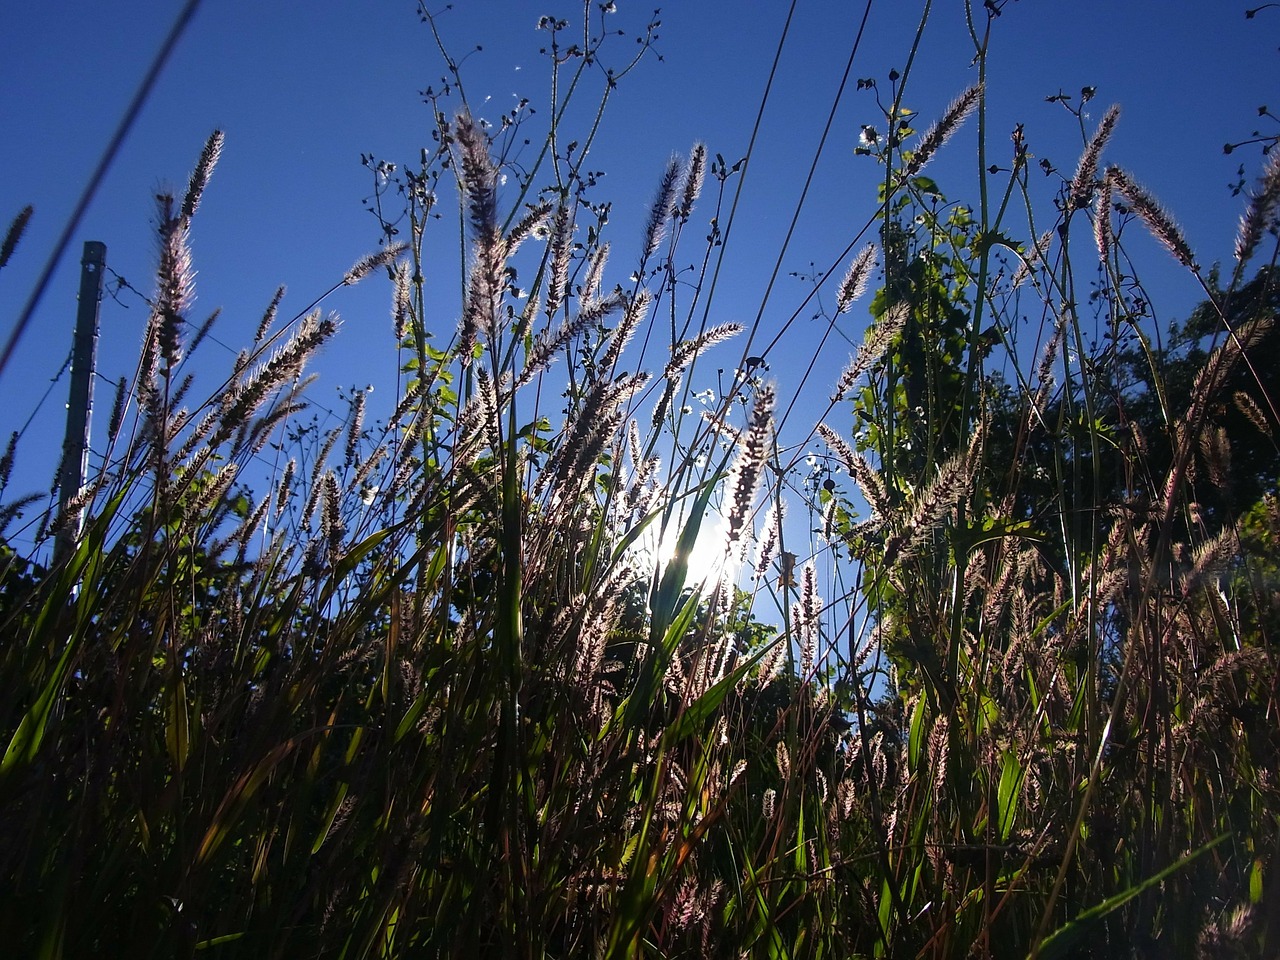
[1,5,1278,959]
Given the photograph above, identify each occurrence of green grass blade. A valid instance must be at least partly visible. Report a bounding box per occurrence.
[1033,833,1229,960]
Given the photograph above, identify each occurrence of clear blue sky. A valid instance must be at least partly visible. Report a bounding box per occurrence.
[1,1,1275,553]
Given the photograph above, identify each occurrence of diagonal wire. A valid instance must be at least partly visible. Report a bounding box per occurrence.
[734,0,877,372]
[14,348,74,442]
[0,0,205,379]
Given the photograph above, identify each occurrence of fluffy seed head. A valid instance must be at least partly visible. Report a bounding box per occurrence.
[753,498,785,580]
[725,381,775,545]
[107,376,128,444]
[906,84,982,177]
[1069,105,1120,211]
[544,203,574,319]
[1013,229,1054,289]
[182,130,224,222]
[1093,174,1113,265]
[391,264,411,342]
[1107,165,1196,269]
[0,205,33,271]
[598,289,650,378]
[832,303,906,402]
[679,143,707,220]
[816,423,858,477]
[345,389,366,467]
[151,192,193,370]
[793,562,820,679]
[643,155,681,259]
[344,242,407,285]
[257,285,286,343]
[1235,148,1280,267]
[836,244,878,314]
[276,458,295,518]
[455,111,499,241]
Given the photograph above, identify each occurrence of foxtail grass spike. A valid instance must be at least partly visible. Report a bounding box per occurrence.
[182,129,224,222]
[257,286,286,343]
[151,192,194,370]
[1013,229,1054,288]
[642,154,681,259]
[1107,165,1197,269]
[0,205,33,270]
[754,498,784,580]
[1069,105,1120,210]
[832,303,906,402]
[0,431,16,490]
[836,244,878,314]
[679,143,707,221]
[906,83,982,177]
[725,381,775,545]
[580,242,610,306]
[1093,175,1113,264]
[545,203,574,319]
[345,389,367,467]
[1235,148,1280,267]
[391,263,411,342]
[344,242,407,285]
[598,289,649,378]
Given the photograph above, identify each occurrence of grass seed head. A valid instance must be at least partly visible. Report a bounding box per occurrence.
[1069,105,1120,210]
[1107,165,1197,269]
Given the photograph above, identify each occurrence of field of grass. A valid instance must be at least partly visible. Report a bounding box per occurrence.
[2,4,1278,957]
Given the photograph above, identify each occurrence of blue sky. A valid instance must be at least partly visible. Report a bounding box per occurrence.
[1,1,1275,554]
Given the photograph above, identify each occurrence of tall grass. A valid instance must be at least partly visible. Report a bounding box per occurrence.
[2,4,1278,958]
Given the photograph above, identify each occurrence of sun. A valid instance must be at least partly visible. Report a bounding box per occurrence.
[637,509,743,596]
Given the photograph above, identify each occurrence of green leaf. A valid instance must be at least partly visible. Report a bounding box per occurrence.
[166,674,190,772]
[975,228,1018,255]
[663,639,776,745]
[1034,833,1229,960]
[996,748,1024,842]
[908,694,928,771]
[312,781,350,854]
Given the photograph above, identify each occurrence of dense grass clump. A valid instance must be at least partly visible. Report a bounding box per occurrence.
[2,5,1279,958]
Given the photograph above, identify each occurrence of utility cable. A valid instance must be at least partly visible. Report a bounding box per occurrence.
[0,0,205,378]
